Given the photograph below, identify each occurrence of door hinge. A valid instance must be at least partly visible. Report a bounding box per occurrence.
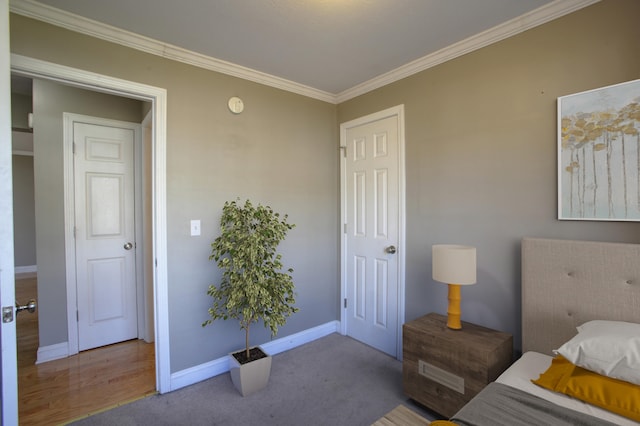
[76,310,79,322]
[344,223,347,234]
[344,298,347,309]
[72,142,76,154]
[340,146,347,157]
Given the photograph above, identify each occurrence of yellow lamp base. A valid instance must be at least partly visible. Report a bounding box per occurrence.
[447,284,462,329]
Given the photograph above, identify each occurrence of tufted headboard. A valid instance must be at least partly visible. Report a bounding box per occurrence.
[521,237,640,355]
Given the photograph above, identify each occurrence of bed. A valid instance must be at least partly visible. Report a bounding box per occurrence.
[445,237,640,426]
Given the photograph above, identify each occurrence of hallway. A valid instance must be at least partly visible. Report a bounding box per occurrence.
[16,275,156,425]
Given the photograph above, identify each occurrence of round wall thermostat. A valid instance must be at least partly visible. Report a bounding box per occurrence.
[228,96,244,114]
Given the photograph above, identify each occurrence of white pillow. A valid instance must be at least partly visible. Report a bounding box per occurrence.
[554,320,640,385]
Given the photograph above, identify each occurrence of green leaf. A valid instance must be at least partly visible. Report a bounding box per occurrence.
[203,199,298,354]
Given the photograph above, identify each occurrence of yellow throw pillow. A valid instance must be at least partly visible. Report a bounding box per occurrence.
[533,355,640,422]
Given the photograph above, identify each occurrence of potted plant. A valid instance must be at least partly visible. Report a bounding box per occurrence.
[202,199,298,396]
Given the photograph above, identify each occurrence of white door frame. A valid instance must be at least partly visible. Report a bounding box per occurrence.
[339,105,406,360]
[63,113,142,355]
[10,53,171,393]
[140,110,154,342]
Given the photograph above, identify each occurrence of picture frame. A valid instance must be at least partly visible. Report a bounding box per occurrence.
[558,79,640,221]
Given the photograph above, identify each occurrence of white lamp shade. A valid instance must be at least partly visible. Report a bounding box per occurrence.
[432,244,477,285]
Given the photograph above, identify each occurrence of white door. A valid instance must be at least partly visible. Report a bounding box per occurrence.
[73,119,138,351]
[1,0,19,422]
[341,106,405,358]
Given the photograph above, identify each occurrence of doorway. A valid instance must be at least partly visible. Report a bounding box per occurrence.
[10,76,158,422]
[340,105,406,359]
[4,53,171,423]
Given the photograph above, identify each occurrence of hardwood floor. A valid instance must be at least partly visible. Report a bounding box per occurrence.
[16,276,156,425]
[372,405,431,426]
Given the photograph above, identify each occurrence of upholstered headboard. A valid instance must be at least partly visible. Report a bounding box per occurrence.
[522,237,640,355]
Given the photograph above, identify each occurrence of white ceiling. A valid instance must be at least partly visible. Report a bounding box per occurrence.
[11,0,599,102]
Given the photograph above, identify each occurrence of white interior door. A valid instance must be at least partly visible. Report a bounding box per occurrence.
[341,106,405,358]
[73,118,138,351]
[1,0,19,422]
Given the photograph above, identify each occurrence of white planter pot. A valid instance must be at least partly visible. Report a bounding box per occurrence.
[229,346,272,396]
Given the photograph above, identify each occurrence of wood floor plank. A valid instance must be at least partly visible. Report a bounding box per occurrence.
[16,276,156,425]
[371,405,431,426]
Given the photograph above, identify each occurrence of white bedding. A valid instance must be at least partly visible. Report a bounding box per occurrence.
[496,351,639,426]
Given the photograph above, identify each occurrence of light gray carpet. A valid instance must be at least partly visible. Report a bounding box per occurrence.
[68,333,439,426]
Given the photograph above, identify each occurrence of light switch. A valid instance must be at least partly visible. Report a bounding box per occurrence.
[190,220,201,236]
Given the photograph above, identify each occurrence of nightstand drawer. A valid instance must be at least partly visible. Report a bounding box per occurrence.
[402,313,512,417]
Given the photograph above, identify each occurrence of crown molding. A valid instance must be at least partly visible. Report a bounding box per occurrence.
[336,0,600,103]
[10,0,599,105]
[9,0,337,103]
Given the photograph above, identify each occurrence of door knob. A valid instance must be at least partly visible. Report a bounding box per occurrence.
[124,242,133,250]
[16,299,37,315]
[385,245,397,254]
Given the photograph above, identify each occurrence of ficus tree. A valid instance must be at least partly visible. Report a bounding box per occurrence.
[202,199,298,361]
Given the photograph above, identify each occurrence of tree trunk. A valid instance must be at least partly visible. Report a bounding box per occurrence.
[245,326,250,359]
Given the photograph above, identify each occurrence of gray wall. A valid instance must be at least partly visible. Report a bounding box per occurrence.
[32,79,144,346]
[11,92,30,130]
[12,154,36,267]
[11,84,35,269]
[12,16,339,372]
[338,0,640,352]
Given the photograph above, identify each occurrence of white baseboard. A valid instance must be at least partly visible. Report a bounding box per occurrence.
[169,320,340,392]
[36,341,69,364]
[170,356,230,392]
[15,265,37,276]
[260,320,339,356]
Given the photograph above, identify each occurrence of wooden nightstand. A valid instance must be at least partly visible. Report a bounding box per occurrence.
[402,313,513,418]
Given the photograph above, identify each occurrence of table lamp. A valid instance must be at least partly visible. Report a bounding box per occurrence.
[432,244,477,330]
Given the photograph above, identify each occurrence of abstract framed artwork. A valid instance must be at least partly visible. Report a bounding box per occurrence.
[558,79,640,221]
